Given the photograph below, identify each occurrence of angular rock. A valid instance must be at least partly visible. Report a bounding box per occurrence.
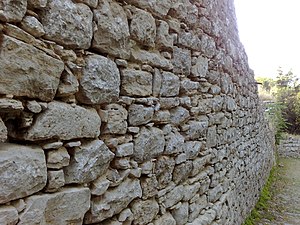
[19,188,90,225]
[22,101,101,141]
[57,69,79,97]
[171,202,189,225]
[77,54,120,104]
[45,170,65,192]
[160,185,183,208]
[155,156,175,189]
[153,213,176,225]
[40,0,93,49]
[0,118,7,142]
[156,20,173,50]
[0,0,27,22]
[85,178,142,223]
[75,0,98,8]
[46,147,70,169]
[180,80,200,95]
[101,104,128,134]
[170,106,190,126]
[42,141,63,150]
[185,141,202,159]
[130,9,156,47]
[121,69,153,97]
[173,161,193,184]
[141,176,158,199]
[178,31,201,50]
[165,131,185,155]
[21,16,45,37]
[116,143,134,157]
[124,0,172,17]
[191,56,208,78]
[153,110,170,124]
[93,0,130,59]
[185,119,209,140]
[128,104,154,126]
[207,126,217,148]
[28,0,47,8]
[160,72,180,97]
[91,175,110,196]
[131,50,173,70]
[134,126,165,162]
[0,98,24,114]
[131,199,159,225]
[0,206,18,225]
[0,143,47,204]
[0,35,64,101]
[172,47,191,75]
[64,140,114,184]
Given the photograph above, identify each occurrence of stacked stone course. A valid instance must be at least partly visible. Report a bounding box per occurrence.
[0,0,275,224]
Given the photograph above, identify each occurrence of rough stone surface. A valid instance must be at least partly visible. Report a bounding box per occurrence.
[45,170,65,192]
[0,206,18,225]
[130,9,156,47]
[0,35,64,101]
[0,143,47,204]
[101,104,128,134]
[160,72,180,97]
[121,69,153,97]
[0,0,27,22]
[85,178,142,223]
[18,188,90,225]
[134,127,165,162]
[93,0,130,59]
[46,147,70,169]
[0,119,7,142]
[21,16,45,37]
[40,0,93,49]
[172,47,191,75]
[77,54,120,104]
[128,104,154,126]
[22,101,101,141]
[64,140,114,184]
[131,199,159,225]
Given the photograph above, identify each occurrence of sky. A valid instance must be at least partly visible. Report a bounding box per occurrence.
[234,0,300,78]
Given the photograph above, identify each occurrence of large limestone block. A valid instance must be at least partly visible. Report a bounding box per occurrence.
[19,188,90,225]
[77,54,120,104]
[64,140,114,184]
[0,118,7,142]
[0,206,18,225]
[0,143,47,204]
[0,0,27,22]
[134,127,165,163]
[93,0,130,59]
[130,9,156,47]
[40,0,93,49]
[22,101,101,141]
[0,35,64,101]
[85,178,142,224]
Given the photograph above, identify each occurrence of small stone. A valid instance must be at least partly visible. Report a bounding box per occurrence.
[21,16,45,37]
[91,175,110,196]
[153,213,176,225]
[46,147,70,169]
[116,143,134,157]
[153,110,170,124]
[171,202,189,225]
[0,206,18,225]
[172,47,191,76]
[77,54,120,104]
[118,209,133,222]
[170,106,190,126]
[130,9,156,47]
[93,0,130,59]
[11,199,26,213]
[45,170,65,192]
[64,141,81,148]
[185,141,202,159]
[40,0,93,49]
[141,176,158,199]
[116,59,128,67]
[128,127,140,133]
[160,72,180,97]
[180,80,199,95]
[0,143,47,204]
[131,199,159,225]
[0,0,27,22]
[156,20,173,50]
[121,69,153,97]
[42,141,63,150]
[26,100,42,113]
[57,68,79,97]
[64,140,114,184]
[128,104,154,126]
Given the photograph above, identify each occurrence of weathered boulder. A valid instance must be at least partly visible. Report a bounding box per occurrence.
[0,0,27,22]
[40,0,93,49]
[22,101,101,141]
[93,0,130,58]
[0,118,7,142]
[77,54,120,104]
[18,188,90,225]
[64,140,114,184]
[121,69,153,97]
[131,199,159,225]
[0,206,18,225]
[0,35,64,101]
[134,127,165,162]
[0,143,47,204]
[130,9,156,47]
[85,178,142,223]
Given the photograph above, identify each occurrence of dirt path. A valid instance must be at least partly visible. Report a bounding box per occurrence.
[257,157,300,225]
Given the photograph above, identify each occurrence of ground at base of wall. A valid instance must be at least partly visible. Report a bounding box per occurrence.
[255,157,300,225]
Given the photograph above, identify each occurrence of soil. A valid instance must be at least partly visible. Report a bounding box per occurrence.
[257,157,300,225]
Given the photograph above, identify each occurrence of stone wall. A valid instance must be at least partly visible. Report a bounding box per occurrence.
[0,0,275,224]
[278,135,300,158]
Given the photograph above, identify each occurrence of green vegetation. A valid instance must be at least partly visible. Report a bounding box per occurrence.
[243,166,278,225]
